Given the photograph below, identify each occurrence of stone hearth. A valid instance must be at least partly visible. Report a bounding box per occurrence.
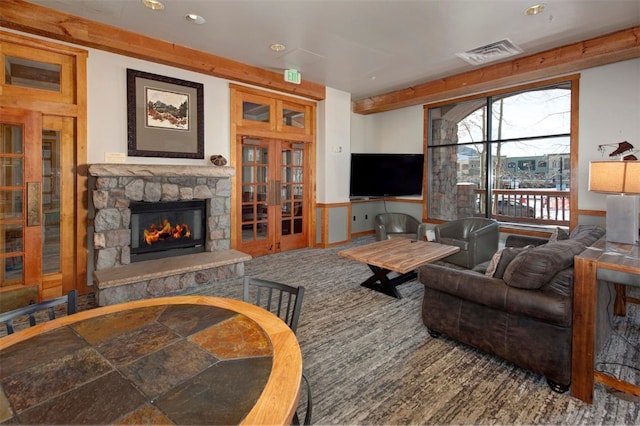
[88,164,249,305]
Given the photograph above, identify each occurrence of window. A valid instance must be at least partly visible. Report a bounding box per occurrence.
[425,78,574,225]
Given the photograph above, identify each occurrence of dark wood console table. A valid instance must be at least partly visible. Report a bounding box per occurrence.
[572,237,640,403]
[0,296,302,425]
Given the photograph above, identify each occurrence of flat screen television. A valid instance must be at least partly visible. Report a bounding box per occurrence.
[350,153,424,198]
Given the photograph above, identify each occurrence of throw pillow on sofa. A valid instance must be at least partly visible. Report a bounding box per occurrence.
[503,240,587,289]
[549,227,569,242]
[485,245,534,279]
[569,224,605,246]
[484,248,504,277]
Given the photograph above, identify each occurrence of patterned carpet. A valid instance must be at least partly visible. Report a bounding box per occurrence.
[202,236,640,425]
[5,236,639,424]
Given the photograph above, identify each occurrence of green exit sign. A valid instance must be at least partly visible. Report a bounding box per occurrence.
[284,69,301,84]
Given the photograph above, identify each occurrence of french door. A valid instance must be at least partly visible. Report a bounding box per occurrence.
[1,108,41,293]
[0,31,87,306]
[238,137,308,256]
[1,107,75,301]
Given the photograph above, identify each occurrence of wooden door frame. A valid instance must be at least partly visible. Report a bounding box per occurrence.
[0,30,88,299]
[235,137,310,256]
[229,84,316,254]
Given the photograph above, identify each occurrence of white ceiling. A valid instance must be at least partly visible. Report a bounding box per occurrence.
[26,0,640,100]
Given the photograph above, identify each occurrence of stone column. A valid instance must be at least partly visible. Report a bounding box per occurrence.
[429,118,459,220]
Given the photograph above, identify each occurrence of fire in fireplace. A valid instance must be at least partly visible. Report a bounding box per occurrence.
[130,200,206,262]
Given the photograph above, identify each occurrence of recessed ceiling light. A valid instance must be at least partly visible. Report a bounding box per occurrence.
[142,0,164,11]
[186,14,205,24]
[270,43,286,52]
[524,3,546,15]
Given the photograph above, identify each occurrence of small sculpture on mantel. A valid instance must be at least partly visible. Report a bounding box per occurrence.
[210,154,228,166]
[597,141,637,160]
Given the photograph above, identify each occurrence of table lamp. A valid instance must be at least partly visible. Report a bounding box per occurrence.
[589,160,640,244]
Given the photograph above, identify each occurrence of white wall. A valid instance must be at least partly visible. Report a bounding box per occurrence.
[577,58,640,210]
[316,87,351,203]
[87,49,232,165]
[345,105,425,204]
[350,105,423,153]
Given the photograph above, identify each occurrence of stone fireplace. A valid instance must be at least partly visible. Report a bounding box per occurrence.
[129,199,206,262]
[88,164,250,306]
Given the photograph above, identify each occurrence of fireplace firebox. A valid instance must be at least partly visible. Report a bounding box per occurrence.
[130,200,206,262]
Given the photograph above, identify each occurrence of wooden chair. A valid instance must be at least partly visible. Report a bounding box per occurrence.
[0,290,78,335]
[243,277,312,425]
[243,277,305,332]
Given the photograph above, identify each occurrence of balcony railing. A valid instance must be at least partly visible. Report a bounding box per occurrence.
[475,189,570,226]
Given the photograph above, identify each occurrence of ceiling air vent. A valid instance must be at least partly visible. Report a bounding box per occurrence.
[456,39,523,66]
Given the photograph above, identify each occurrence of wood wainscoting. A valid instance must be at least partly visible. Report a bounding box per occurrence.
[316,202,353,248]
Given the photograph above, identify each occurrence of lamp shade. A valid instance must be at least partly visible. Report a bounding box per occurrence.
[589,161,640,194]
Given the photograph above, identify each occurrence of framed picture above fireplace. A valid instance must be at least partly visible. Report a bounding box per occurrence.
[127,68,204,159]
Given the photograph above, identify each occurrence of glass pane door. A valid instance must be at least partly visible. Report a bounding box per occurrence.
[1,123,24,285]
[42,129,60,274]
[241,138,270,244]
[237,137,308,256]
[1,108,45,294]
[280,143,305,236]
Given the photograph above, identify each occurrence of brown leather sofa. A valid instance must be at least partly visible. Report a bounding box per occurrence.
[419,225,608,393]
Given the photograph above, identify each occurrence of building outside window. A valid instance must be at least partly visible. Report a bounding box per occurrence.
[425,79,573,225]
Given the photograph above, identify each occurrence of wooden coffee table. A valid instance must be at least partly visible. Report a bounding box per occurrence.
[338,238,460,298]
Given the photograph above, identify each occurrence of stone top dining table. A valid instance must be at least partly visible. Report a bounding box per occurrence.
[0,295,302,425]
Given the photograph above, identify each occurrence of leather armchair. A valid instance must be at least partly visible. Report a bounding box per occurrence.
[434,218,499,268]
[374,213,421,241]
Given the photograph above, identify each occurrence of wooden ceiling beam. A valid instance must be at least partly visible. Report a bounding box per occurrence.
[353,26,640,115]
[0,0,326,101]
